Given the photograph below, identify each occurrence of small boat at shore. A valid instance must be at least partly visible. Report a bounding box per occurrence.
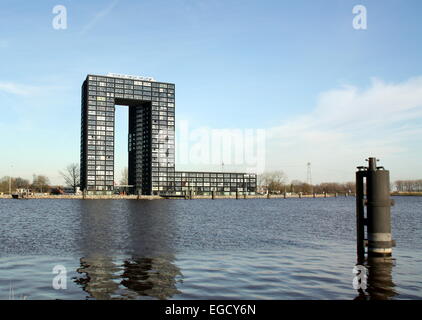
[12,193,27,199]
[159,194,189,199]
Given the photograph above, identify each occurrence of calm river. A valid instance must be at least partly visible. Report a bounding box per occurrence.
[0,197,421,299]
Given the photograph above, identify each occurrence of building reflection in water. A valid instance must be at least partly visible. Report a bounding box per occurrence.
[120,255,182,299]
[73,200,183,300]
[355,257,397,300]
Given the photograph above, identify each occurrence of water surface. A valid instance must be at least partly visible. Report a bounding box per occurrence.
[0,197,421,299]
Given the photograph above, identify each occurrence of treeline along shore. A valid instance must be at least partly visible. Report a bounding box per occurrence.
[1,171,422,199]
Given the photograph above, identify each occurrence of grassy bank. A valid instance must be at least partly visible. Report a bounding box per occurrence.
[391,192,422,196]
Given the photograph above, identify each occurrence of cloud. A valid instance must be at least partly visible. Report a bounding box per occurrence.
[0,81,68,97]
[80,0,120,34]
[266,77,422,182]
[0,82,41,96]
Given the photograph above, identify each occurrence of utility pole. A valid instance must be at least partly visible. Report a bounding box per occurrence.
[9,165,13,194]
[307,162,313,193]
[306,162,312,185]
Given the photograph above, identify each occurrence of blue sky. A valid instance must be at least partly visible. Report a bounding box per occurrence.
[1,0,422,184]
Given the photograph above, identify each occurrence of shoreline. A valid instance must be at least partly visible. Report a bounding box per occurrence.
[0,193,352,200]
[391,192,422,196]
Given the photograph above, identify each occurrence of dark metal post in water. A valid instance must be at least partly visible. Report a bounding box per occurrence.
[356,168,366,262]
[212,190,215,200]
[356,157,394,261]
[366,158,394,257]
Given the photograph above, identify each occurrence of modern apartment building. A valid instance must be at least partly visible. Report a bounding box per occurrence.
[80,73,256,195]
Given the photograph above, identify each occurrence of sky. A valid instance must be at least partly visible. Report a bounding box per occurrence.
[0,0,421,185]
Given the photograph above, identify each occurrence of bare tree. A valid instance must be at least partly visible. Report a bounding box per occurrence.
[0,176,30,193]
[59,163,80,192]
[394,179,422,192]
[290,180,303,193]
[313,182,356,194]
[0,176,10,193]
[15,177,30,189]
[120,167,128,185]
[258,171,288,193]
[32,175,50,193]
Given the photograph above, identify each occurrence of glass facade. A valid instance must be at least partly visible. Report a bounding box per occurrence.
[173,171,257,195]
[80,74,256,195]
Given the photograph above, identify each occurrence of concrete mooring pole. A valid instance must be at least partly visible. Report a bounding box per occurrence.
[356,157,394,261]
